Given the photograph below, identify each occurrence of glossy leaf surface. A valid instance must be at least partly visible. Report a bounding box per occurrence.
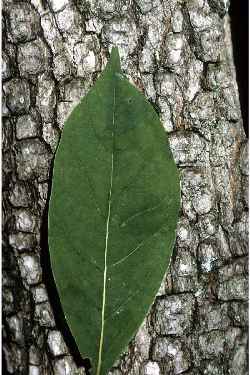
[48,47,180,375]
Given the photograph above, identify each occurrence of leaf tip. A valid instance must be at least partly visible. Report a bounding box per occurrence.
[109,46,121,73]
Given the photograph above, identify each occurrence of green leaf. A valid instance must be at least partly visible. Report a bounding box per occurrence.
[48,47,180,375]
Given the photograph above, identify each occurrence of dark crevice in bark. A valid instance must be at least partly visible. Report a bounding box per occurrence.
[229,0,249,137]
[2,349,8,374]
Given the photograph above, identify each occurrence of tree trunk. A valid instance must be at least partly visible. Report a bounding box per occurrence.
[2,0,248,374]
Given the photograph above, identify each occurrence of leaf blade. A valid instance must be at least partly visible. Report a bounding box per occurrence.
[48,47,180,375]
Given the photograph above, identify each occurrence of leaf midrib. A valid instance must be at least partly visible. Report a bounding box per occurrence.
[96,82,116,375]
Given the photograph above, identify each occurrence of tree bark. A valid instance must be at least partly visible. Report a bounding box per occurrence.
[2,0,248,374]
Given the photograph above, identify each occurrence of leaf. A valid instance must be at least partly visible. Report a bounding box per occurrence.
[48,47,180,375]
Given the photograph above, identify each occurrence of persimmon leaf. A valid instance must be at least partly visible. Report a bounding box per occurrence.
[48,47,180,375]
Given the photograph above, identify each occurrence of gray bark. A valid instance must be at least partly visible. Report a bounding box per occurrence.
[2,0,248,374]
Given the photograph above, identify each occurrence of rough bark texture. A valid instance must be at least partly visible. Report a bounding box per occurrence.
[2,0,248,374]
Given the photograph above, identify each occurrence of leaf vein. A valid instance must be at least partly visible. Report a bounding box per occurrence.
[97,85,116,375]
[120,195,171,227]
[110,221,168,268]
[104,290,141,323]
